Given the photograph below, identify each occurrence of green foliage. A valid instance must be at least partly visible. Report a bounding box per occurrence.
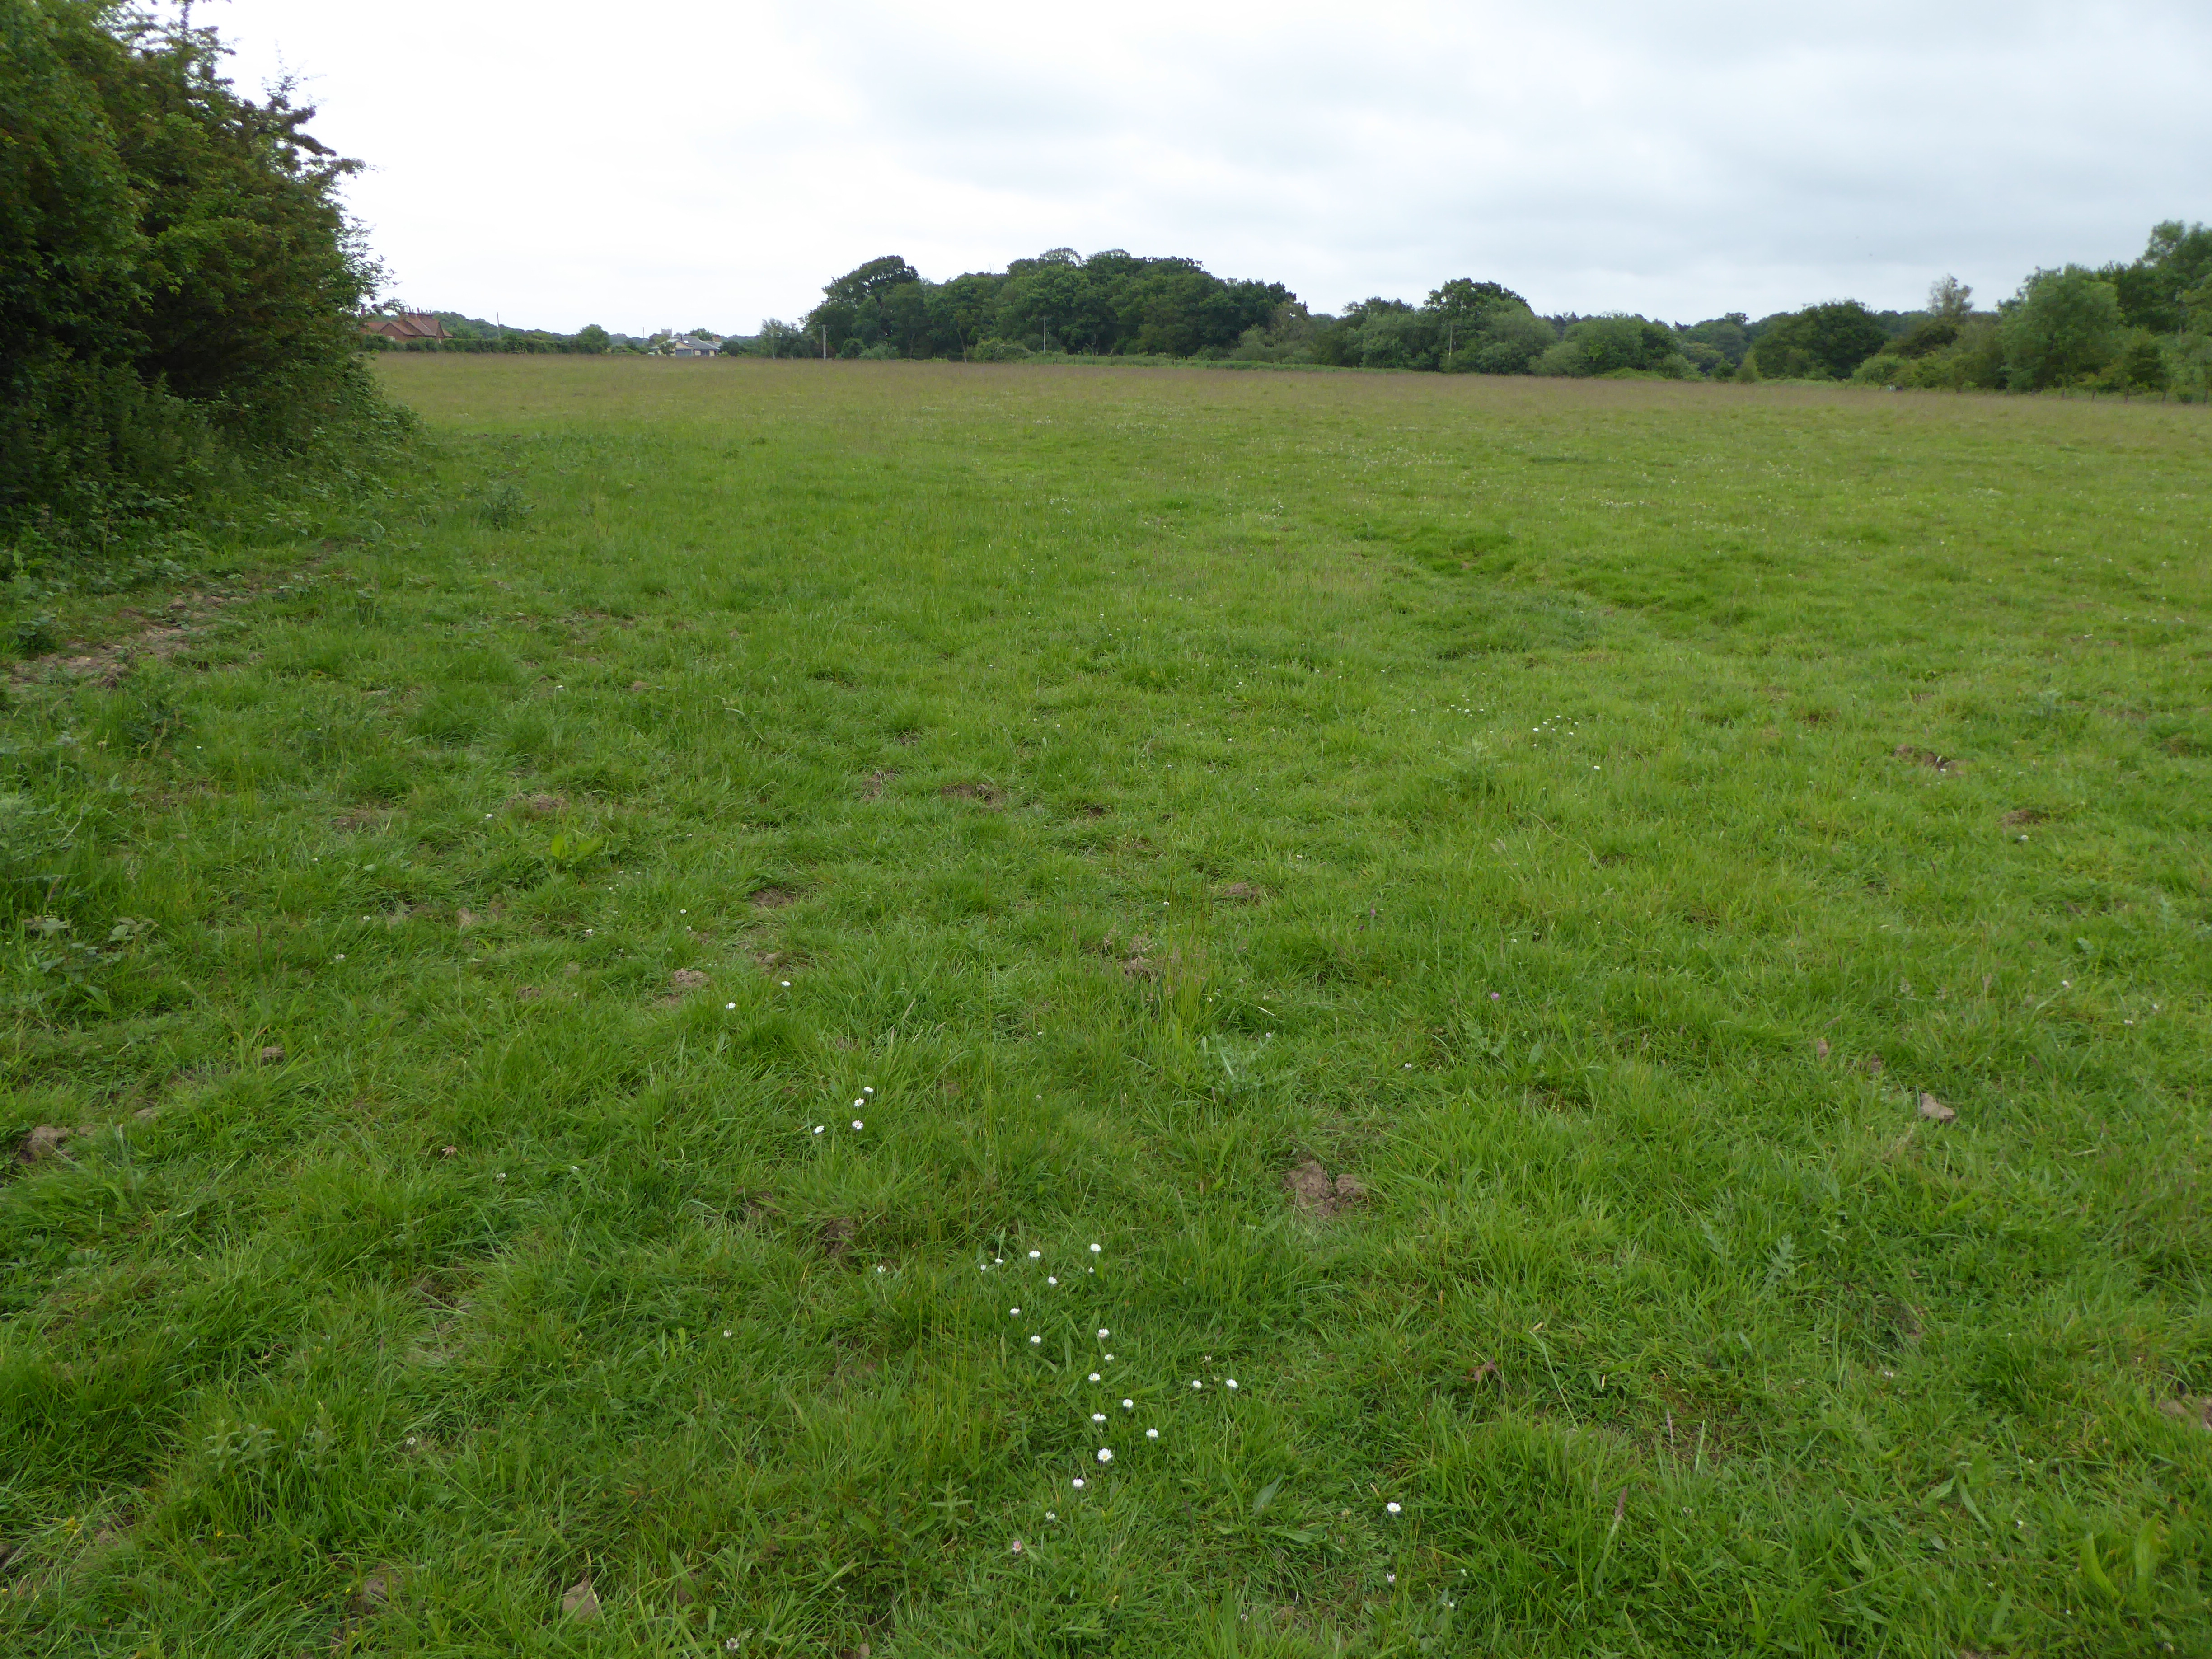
[2002,266,2124,390]
[1749,300,1890,380]
[2107,221,2212,334]
[0,0,397,547]
[1535,314,1690,377]
[5,356,2211,1651]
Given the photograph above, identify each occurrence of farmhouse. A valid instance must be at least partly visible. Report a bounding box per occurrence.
[360,312,451,346]
[666,334,722,357]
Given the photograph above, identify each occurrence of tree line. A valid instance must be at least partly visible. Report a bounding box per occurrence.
[728,229,2211,398]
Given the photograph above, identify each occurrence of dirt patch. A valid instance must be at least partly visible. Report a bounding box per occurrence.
[1284,1159,1366,1219]
[8,591,246,687]
[817,1216,858,1257]
[2001,807,2046,827]
[2158,1397,2212,1432]
[941,782,1002,805]
[331,808,389,832]
[15,1125,74,1165]
[861,769,898,800]
[258,1044,285,1064]
[1892,744,1959,772]
[1218,882,1265,903]
[1079,802,1109,818]
[750,886,797,910]
[514,792,567,815]
[516,986,543,1002]
[670,969,709,992]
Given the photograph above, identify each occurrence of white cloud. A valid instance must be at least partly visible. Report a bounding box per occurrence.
[186,0,2211,332]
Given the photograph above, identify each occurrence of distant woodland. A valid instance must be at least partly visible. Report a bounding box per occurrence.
[423,230,2212,398]
[724,232,2212,395]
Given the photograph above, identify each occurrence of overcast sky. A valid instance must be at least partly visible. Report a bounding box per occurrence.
[175,0,2211,336]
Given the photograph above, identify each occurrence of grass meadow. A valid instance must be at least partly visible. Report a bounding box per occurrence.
[3,355,2210,1657]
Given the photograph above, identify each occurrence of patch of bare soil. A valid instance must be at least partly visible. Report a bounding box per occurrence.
[2001,807,2046,827]
[861,769,898,800]
[817,1216,858,1257]
[941,782,1002,805]
[659,968,709,1005]
[750,886,797,910]
[9,592,243,687]
[1218,882,1265,903]
[514,792,567,815]
[1284,1159,1366,1219]
[1892,743,1960,772]
[15,1125,75,1165]
[2158,1397,2212,1432]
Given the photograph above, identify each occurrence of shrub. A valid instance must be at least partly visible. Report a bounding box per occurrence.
[2001,267,2122,390]
[0,0,397,546]
[1534,315,1689,377]
[1749,301,1888,380]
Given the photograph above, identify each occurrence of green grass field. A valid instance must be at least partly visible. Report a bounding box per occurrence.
[4,356,2210,1657]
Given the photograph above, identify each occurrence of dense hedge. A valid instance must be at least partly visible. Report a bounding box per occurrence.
[1,1,398,545]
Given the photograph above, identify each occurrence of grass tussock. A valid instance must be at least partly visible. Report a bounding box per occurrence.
[2,356,2209,1654]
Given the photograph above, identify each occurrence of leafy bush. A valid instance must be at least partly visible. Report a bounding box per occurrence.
[2001,267,2123,390]
[1535,315,1690,378]
[1749,301,1889,380]
[0,0,399,546]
